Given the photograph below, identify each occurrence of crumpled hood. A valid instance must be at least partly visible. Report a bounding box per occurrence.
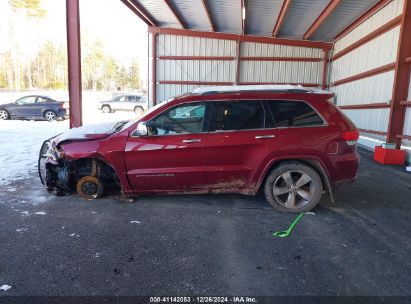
[51,121,127,146]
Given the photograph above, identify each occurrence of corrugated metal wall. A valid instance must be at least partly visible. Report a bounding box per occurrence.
[149,34,325,103]
[333,0,404,54]
[239,42,323,85]
[330,0,404,138]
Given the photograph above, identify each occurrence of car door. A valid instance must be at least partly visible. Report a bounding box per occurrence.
[115,95,129,110]
[204,100,276,192]
[125,102,210,191]
[125,95,137,111]
[9,96,38,118]
[34,96,51,118]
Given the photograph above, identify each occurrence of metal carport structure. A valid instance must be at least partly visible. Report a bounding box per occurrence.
[66,0,411,161]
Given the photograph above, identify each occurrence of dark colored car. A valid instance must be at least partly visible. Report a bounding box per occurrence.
[98,94,147,115]
[39,85,359,213]
[0,95,68,121]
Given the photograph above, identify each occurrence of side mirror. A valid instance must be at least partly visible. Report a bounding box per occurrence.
[136,122,148,136]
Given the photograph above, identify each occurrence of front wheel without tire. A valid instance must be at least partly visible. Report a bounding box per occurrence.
[264,163,323,213]
[0,109,9,120]
[76,176,103,200]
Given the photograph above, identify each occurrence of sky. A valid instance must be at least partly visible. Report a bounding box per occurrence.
[0,0,148,78]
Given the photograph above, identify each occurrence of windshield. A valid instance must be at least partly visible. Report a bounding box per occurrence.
[122,98,174,131]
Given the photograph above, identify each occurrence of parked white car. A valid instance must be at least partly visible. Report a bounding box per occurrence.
[98,94,147,115]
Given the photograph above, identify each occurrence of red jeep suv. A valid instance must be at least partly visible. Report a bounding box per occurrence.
[39,85,359,213]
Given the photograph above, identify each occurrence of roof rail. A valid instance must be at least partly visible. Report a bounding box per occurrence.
[191,85,328,95]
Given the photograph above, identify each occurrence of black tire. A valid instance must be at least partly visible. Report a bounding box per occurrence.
[134,106,144,115]
[264,162,323,213]
[0,108,9,120]
[102,105,111,113]
[44,110,57,122]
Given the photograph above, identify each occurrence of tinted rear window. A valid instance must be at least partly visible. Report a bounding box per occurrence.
[210,101,266,131]
[267,100,324,127]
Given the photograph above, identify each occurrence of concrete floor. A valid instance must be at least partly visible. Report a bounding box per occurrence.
[0,149,410,296]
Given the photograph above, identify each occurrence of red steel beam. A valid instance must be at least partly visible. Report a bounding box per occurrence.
[201,0,215,32]
[120,0,157,26]
[333,15,402,61]
[235,41,241,85]
[304,0,342,40]
[338,103,390,110]
[397,134,411,140]
[387,0,411,148]
[358,128,387,136]
[334,0,393,41]
[333,62,395,87]
[151,33,157,106]
[164,0,186,29]
[240,56,322,62]
[272,0,292,37]
[400,100,411,106]
[322,50,329,89]
[159,56,235,60]
[148,27,333,50]
[66,0,82,128]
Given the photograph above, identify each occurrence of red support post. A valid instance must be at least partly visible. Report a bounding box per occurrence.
[151,32,158,106]
[386,0,411,148]
[235,41,241,85]
[66,0,82,128]
[322,50,329,89]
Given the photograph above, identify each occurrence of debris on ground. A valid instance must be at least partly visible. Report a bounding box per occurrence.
[0,285,12,291]
[273,213,305,238]
[130,220,141,224]
[34,211,47,215]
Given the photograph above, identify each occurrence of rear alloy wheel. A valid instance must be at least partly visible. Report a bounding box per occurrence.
[0,109,9,120]
[264,163,323,213]
[102,105,111,113]
[44,110,56,122]
[134,106,144,116]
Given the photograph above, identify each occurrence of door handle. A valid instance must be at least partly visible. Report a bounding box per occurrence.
[182,139,201,143]
[255,135,275,139]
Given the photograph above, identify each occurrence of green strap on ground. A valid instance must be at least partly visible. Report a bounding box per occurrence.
[273,213,304,238]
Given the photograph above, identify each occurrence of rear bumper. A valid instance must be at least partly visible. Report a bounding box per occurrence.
[56,109,67,118]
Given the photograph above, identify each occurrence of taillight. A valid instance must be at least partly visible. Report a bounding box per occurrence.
[342,130,359,145]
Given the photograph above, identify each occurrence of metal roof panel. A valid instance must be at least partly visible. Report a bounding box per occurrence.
[138,0,182,27]
[207,0,242,34]
[172,0,212,31]
[278,0,330,40]
[310,0,380,41]
[245,0,284,36]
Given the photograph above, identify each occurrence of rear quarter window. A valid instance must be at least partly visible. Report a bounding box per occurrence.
[267,100,325,127]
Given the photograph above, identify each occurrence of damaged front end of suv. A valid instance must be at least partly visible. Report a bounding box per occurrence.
[38,121,128,199]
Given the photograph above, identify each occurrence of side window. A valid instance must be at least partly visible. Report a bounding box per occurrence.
[147,103,206,135]
[267,100,324,127]
[37,97,49,103]
[16,96,37,105]
[210,101,265,131]
[127,96,137,101]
